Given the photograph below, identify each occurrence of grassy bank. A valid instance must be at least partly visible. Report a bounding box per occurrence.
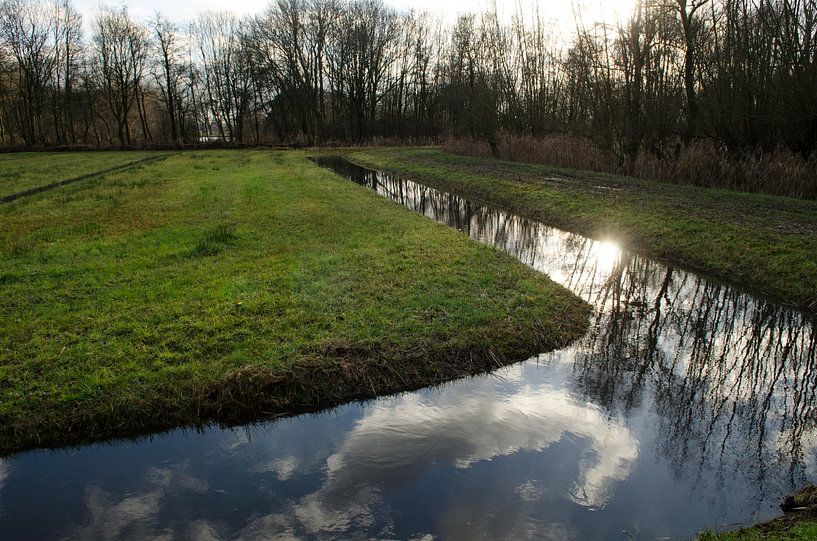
[348,148,817,310]
[699,487,817,541]
[0,150,589,455]
[699,522,817,541]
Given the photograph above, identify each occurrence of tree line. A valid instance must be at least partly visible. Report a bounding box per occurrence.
[1,0,815,162]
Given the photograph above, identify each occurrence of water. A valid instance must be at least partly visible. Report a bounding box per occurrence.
[1,158,814,540]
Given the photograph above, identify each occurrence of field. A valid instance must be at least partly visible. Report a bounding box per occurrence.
[349,148,817,309]
[0,150,590,454]
[0,151,157,199]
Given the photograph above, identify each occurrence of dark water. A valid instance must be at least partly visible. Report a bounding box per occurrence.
[1,159,815,541]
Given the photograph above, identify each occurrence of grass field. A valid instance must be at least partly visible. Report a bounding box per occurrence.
[349,148,817,310]
[0,151,156,198]
[0,150,590,455]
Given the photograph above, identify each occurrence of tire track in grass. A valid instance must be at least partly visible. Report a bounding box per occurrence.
[0,153,175,204]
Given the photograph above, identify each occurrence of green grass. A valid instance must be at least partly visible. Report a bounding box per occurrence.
[0,150,590,454]
[0,151,156,197]
[347,148,817,309]
[699,520,817,540]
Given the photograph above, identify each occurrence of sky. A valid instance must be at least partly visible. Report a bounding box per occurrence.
[72,0,638,35]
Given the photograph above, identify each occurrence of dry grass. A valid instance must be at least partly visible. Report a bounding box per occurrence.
[443,134,817,200]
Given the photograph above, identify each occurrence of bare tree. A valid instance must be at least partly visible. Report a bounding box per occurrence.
[151,13,186,144]
[193,11,252,144]
[0,0,56,144]
[327,0,399,141]
[93,6,148,145]
[248,0,337,143]
[670,0,709,137]
[49,0,82,144]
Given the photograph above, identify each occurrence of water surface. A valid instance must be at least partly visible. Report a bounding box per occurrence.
[0,158,814,540]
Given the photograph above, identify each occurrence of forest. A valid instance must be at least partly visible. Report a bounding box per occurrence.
[1,0,816,197]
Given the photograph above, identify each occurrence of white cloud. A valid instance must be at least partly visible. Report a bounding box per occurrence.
[66,464,211,541]
[323,385,638,510]
[254,456,301,481]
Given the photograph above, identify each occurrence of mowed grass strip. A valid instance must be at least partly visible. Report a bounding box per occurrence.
[0,151,157,198]
[348,148,817,309]
[0,150,590,454]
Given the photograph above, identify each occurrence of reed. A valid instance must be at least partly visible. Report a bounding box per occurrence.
[443,134,817,200]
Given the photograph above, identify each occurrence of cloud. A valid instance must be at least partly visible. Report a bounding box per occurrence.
[65,463,211,541]
[254,457,300,482]
[74,482,170,540]
[322,383,638,510]
[233,512,301,541]
[49,362,640,540]
[236,378,640,539]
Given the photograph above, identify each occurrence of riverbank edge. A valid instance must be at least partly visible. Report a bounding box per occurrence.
[1,150,591,457]
[698,486,817,540]
[699,517,817,540]
[1,330,588,457]
[345,149,817,312]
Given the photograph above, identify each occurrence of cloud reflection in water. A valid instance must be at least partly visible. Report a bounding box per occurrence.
[323,376,638,510]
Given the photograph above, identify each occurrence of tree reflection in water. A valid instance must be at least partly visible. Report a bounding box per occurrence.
[318,157,817,494]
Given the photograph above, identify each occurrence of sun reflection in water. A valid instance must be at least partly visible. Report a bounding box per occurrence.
[593,240,622,275]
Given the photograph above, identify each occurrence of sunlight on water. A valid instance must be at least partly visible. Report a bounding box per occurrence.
[593,240,622,275]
